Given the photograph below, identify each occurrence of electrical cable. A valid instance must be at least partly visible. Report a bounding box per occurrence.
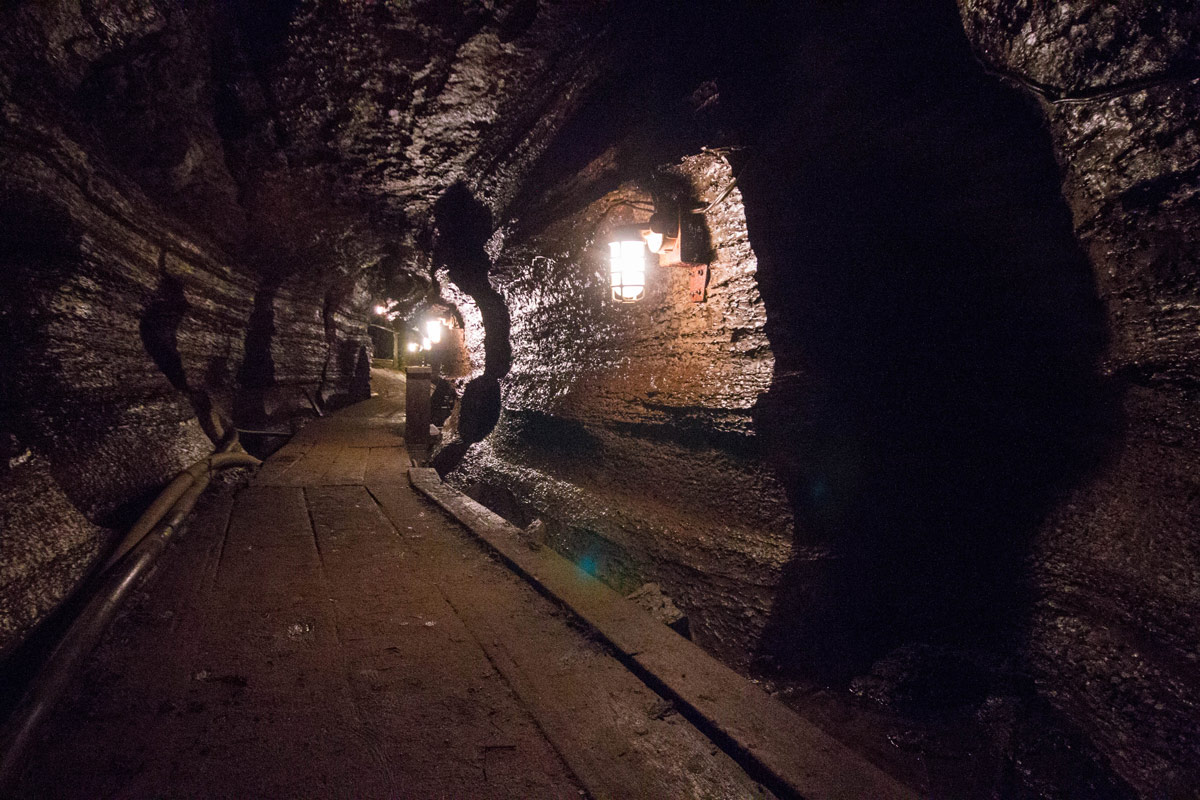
[972,54,1200,105]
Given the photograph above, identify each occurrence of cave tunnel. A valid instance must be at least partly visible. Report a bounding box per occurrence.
[0,1,1198,797]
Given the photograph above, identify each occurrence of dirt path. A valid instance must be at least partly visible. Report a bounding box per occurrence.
[13,393,773,799]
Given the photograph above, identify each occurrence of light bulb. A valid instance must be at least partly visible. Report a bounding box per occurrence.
[425,319,442,343]
[609,239,646,303]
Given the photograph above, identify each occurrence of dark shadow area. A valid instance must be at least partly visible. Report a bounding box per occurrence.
[698,0,1117,680]
[0,193,78,440]
[430,182,511,475]
[352,345,371,401]
[461,480,533,528]
[234,283,277,426]
[628,3,1128,793]
[505,410,602,459]
[431,377,457,427]
[220,0,305,70]
[138,270,224,444]
[322,338,372,410]
[368,325,397,361]
[138,271,189,391]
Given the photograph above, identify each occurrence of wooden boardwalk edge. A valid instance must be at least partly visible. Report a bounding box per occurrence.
[408,467,920,800]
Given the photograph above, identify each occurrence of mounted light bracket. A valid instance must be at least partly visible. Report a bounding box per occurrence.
[646,210,682,265]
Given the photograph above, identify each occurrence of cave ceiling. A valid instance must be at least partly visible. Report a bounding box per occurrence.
[260,0,622,236]
[1,0,631,293]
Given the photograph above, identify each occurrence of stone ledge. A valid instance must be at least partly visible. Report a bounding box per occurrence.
[408,466,919,800]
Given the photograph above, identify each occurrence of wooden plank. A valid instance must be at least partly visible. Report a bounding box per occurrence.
[251,440,312,485]
[364,447,409,484]
[437,576,776,800]
[214,487,321,598]
[303,485,584,798]
[271,442,340,486]
[321,446,368,485]
[408,468,919,800]
[372,483,776,800]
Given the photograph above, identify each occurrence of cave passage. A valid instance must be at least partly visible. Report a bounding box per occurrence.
[7,380,903,800]
[2,0,1199,798]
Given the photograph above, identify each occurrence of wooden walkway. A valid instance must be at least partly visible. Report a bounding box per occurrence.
[12,386,775,799]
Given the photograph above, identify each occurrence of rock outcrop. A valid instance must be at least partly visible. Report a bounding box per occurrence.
[960,2,1200,792]
[452,151,792,664]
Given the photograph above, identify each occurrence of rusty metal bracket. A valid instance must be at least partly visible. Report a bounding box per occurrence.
[687,263,708,303]
[665,262,709,303]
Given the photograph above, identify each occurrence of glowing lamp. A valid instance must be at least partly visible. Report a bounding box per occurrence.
[605,209,689,303]
[407,342,420,353]
[425,319,443,344]
[608,225,647,304]
[373,304,388,316]
[421,337,432,350]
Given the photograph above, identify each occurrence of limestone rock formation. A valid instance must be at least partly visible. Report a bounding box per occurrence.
[0,0,616,657]
[960,2,1200,792]
[1,0,1197,795]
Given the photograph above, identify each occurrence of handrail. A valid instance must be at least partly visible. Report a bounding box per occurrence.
[0,449,261,792]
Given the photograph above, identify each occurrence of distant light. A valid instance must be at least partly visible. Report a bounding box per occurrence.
[421,337,432,350]
[425,319,442,344]
[609,238,646,303]
[407,342,420,353]
[373,304,388,316]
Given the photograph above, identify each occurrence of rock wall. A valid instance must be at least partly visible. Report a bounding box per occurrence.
[0,76,370,657]
[452,152,793,664]
[0,1,369,657]
[453,1,1200,794]
[0,0,629,658]
[2,0,1196,793]
[960,2,1200,793]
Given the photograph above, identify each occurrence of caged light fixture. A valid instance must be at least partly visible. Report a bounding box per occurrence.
[608,228,648,303]
[606,208,707,304]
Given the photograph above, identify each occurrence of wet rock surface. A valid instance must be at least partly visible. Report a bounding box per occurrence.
[0,0,619,655]
[450,151,794,665]
[960,1,1200,794]
[455,1,1198,796]
[1,0,1197,796]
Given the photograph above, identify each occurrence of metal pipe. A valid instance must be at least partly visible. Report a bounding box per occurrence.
[103,453,259,571]
[302,387,325,418]
[0,451,260,792]
[106,470,197,569]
